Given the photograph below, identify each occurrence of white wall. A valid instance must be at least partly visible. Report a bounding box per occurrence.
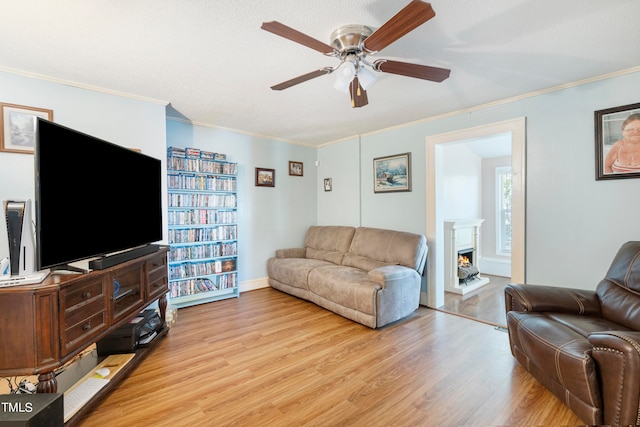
[316,137,360,226]
[166,120,318,286]
[318,70,640,291]
[358,129,428,233]
[4,67,639,293]
[0,69,318,291]
[441,143,482,220]
[0,70,167,263]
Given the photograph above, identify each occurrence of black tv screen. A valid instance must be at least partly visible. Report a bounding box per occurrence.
[35,118,162,270]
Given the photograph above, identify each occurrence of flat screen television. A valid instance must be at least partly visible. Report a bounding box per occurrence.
[35,118,163,271]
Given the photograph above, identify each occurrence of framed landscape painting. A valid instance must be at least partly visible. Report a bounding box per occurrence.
[0,103,53,154]
[255,167,275,187]
[373,152,412,193]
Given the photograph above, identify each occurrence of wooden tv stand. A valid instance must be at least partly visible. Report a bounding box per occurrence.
[0,247,168,396]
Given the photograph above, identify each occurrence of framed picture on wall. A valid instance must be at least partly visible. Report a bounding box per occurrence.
[255,167,275,187]
[595,102,640,180]
[373,152,412,193]
[324,178,332,191]
[0,103,54,154]
[289,161,303,176]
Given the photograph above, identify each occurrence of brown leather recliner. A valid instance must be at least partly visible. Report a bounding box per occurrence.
[505,241,640,426]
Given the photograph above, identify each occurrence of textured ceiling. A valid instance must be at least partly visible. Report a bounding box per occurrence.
[1,0,639,146]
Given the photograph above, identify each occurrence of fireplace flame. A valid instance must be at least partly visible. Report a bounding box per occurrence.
[458,255,471,267]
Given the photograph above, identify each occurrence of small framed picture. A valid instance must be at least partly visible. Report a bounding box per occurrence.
[289,161,303,176]
[255,167,275,187]
[324,178,332,191]
[373,152,412,193]
[595,102,640,180]
[0,103,54,154]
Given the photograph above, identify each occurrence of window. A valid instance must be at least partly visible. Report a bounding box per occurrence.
[496,166,512,255]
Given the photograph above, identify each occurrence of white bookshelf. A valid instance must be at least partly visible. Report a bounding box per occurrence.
[166,147,239,308]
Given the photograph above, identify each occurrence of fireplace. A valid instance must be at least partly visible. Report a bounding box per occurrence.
[444,219,490,295]
[458,249,479,284]
[458,248,474,265]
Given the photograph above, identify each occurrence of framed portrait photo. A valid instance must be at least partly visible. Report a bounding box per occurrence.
[373,152,412,193]
[289,161,303,176]
[595,102,640,180]
[0,103,54,154]
[255,167,275,187]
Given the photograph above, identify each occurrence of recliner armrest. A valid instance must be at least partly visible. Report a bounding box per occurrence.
[368,265,417,288]
[505,283,601,315]
[590,331,640,426]
[275,247,306,258]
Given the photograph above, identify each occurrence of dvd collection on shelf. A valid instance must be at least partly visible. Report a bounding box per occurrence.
[167,173,236,191]
[167,209,238,226]
[167,146,239,308]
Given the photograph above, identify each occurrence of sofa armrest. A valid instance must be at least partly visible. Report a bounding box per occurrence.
[275,247,306,259]
[368,265,416,288]
[504,283,601,315]
[590,331,640,426]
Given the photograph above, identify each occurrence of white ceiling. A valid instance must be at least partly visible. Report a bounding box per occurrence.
[1,0,639,147]
[460,132,512,158]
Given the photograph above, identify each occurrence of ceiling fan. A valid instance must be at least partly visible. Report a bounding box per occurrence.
[261,0,450,108]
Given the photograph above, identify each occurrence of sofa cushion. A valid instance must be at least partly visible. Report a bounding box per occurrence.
[343,227,427,272]
[267,257,334,290]
[545,313,630,337]
[341,255,392,272]
[308,265,381,315]
[304,226,355,264]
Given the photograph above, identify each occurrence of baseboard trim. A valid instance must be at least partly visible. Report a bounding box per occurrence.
[478,257,511,277]
[240,277,269,293]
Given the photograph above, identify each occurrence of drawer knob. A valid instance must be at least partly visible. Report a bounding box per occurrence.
[83,322,92,331]
[82,292,92,299]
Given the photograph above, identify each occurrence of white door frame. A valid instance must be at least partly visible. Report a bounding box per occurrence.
[423,117,526,308]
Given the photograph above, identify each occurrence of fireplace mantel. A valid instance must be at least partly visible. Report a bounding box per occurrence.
[444,219,490,295]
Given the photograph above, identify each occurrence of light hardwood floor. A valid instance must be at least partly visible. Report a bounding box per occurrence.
[78,288,583,427]
[439,275,510,327]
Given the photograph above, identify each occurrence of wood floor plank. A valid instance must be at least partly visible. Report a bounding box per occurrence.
[441,274,510,326]
[78,288,584,427]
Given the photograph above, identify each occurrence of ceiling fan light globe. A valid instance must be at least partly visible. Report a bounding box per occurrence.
[340,61,356,80]
[333,61,356,94]
[333,76,351,94]
[357,67,377,90]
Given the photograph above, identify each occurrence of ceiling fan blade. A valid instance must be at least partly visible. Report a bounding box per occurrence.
[373,59,450,82]
[349,77,368,108]
[363,1,435,53]
[270,68,332,91]
[261,21,335,54]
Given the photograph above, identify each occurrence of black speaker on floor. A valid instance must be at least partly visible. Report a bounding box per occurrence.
[0,393,63,426]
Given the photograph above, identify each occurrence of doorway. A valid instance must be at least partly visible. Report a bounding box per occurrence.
[423,118,526,313]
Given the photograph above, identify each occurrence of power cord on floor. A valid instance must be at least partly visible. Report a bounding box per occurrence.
[2,377,38,394]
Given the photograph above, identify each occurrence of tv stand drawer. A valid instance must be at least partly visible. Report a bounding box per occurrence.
[0,248,168,395]
[147,253,168,300]
[60,276,109,355]
[62,276,106,309]
[62,310,108,355]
